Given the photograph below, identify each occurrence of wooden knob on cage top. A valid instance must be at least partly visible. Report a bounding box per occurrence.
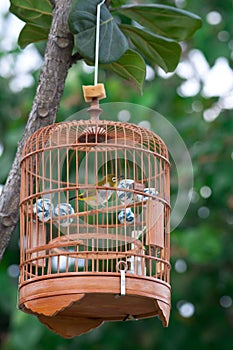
[82,84,106,102]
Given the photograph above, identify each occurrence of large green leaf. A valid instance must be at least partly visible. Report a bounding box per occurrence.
[102,49,146,92]
[120,24,181,72]
[114,4,202,41]
[10,0,52,48]
[68,0,128,64]
[18,23,50,49]
[10,0,52,28]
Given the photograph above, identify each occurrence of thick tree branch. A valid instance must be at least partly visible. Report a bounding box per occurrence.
[0,0,74,261]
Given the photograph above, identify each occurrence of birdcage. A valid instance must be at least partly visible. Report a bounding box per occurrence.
[19,104,171,337]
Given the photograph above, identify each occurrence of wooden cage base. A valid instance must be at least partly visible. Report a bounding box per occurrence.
[19,275,171,338]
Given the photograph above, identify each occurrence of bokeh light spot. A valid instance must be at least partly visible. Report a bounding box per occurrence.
[200,186,212,199]
[7,264,19,278]
[177,301,195,318]
[175,259,187,273]
[117,109,131,122]
[220,295,232,308]
[198,206,210,218]
[206,11,222,25]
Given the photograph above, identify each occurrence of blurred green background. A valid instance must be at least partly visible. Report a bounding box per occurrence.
[0,0,233,349]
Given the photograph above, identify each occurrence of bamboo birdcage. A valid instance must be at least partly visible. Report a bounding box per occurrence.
[19,104,171,337]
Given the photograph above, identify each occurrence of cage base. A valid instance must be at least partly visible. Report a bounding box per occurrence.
[19,275,170,337]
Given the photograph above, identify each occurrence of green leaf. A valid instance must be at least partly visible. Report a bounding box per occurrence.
[114,4,202,41]
[10,0,52,28]
[68,0,128,64]
[18,23,50,49]
[10,0,52,48]
[102,49,146,92]
[120,24,181,72]
[110,0,126,8]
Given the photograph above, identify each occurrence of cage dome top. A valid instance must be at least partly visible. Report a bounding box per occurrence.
[22,119,169,159]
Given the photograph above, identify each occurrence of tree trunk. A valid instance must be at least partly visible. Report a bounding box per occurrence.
[0,0,74,260]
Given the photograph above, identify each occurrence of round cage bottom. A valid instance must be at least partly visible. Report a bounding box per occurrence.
[19,275,171,338]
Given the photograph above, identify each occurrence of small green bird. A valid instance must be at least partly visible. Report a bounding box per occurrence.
[71,174,121,207]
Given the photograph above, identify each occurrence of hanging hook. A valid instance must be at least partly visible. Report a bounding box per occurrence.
[82,0,106,119]
[94,0,106,86]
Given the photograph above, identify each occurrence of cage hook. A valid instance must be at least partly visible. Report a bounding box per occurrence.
[116,260,128,296]
[82,0,106,121]
[94,0,106,86]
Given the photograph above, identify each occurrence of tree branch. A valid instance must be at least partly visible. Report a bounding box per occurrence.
[0,0,74,261]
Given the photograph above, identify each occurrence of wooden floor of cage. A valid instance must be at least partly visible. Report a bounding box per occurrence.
[19,273,171,338]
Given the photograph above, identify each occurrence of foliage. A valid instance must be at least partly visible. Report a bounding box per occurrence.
[119,24,181,72]
[68,0,129,64]
[102,49,146,92]
[10,0,201,90]
[9,0,52,48]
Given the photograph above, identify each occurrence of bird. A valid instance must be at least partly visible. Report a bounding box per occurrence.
[70,174,122,207]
